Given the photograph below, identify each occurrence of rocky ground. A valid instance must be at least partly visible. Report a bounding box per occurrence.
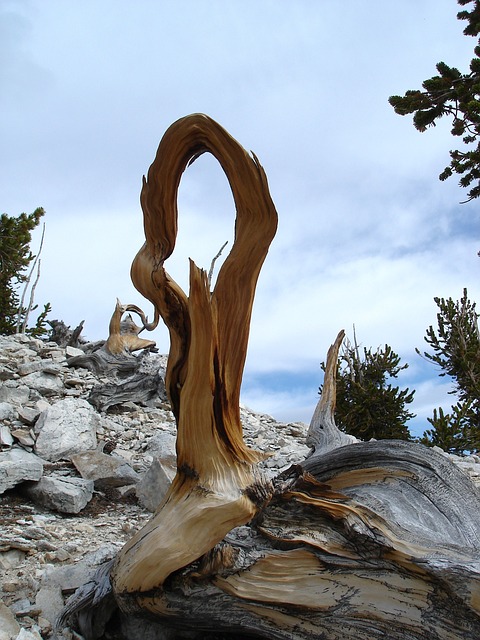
[1,333,479,640]
[0,333,312,640]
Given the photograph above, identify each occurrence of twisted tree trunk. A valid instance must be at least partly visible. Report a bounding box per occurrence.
[113,113,278,599]
[61,114,480,640]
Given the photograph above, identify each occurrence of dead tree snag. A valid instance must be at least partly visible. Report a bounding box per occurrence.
[113,113,278,597]
[61,115,480,640]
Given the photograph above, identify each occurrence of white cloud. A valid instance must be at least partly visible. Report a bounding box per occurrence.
[3,0,479,429]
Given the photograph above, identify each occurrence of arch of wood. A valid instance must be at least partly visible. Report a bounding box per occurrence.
[61,115,480,640]
[114,113,278,595]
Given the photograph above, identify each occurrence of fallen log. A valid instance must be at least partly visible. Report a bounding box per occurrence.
[59,114,480,640]
[88,369,167,412]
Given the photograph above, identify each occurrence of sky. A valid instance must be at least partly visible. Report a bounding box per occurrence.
[2,0,479,437]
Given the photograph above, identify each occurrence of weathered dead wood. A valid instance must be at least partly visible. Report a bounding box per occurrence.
[60,115,480,640]
[48,319,85,347]
[66,348,135,376]
[306,329,358,454]
[88,370,167,411]
[105,299,157,355]
[64,300,162,409]
[112,113,278,598]
[67,300,157,375]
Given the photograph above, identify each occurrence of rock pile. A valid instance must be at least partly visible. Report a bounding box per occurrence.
[1,332,479,639]
[0,333,311,639]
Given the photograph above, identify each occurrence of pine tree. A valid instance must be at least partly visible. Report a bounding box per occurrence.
[420,403,477,453]
[0,208,50,336]
[418,289,480,453]
[389,0,480,201]
[322,333,415,441]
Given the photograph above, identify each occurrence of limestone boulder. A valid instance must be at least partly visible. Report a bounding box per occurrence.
[0,601,20,640]
[71,449,140,488]
[145,430,176,465]
[0,402,17,421]
[136,457,175,512]
[34,585,64,632]
[0,425,14,447]
[17,405,41,427]
[0,382,30,406]
[0,449,44,494]
[21,371,64,397]
[22,475,94,513]
[34,398,100,461]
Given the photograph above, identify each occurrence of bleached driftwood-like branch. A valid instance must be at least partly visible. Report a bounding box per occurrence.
[207,239,228,289]
[16,222,46,333]
[306,329,358,454]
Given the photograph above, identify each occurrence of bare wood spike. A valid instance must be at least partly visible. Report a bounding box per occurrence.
[306,329,358,454]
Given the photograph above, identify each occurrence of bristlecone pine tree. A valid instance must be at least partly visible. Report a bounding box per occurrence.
[0,207,50,336]
[419,288,480,453]
[389,0,480,201]
[59,114,480,640]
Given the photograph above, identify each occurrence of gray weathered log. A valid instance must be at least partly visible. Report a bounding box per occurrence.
[67,349,141,378]
[48,319,85,348]
[60,439,480,639]
[67,348,167,411]
[88,370,167,411]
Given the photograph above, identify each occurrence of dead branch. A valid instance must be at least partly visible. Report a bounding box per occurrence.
[16,222,46,333]
[207,239,228,289]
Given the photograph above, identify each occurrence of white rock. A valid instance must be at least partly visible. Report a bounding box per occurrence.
[35,585,64,627]
[0,365,15,381]
[0,425,14,447]
[23,475,94,514]
[136,457,175,511]
[65,346,84,358]
[17,405,40,426]
[34,398,99,461]
[0,402,17,421]
[0,382,30,406]
[146,430,176,465]
[17,361,43,376]
[14,628,42,640]
[0,449,44,494]
[35,399,50,413]
[71,449,139,488]
[21,371,63,397]
[0,549,26,570]
[0,601,20,640]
